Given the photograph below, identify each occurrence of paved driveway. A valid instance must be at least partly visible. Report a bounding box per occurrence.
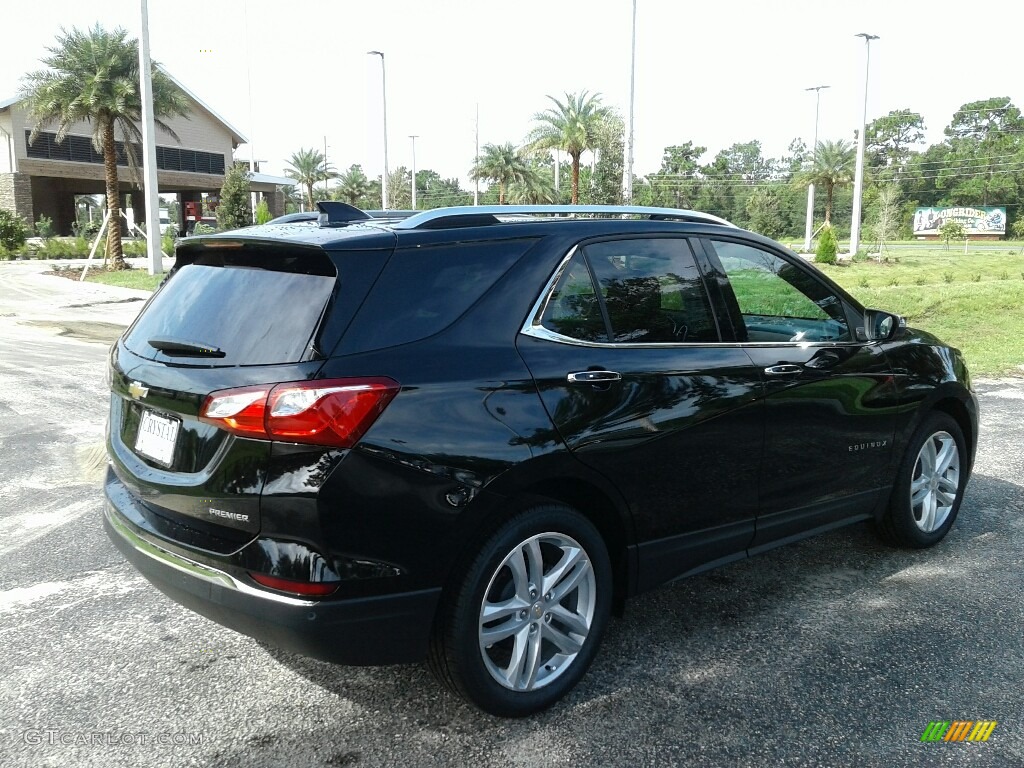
[1,263,1022,767]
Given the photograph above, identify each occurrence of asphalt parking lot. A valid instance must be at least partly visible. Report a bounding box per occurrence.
[1,261,1022,767]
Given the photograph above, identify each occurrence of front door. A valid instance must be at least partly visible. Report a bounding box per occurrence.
[700,238,897,553]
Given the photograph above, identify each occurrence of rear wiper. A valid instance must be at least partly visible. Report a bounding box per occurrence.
[148,337,226,358]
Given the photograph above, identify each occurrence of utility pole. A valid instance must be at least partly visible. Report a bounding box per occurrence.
[138,0,161,275]
[850,33,879,258]
[409,135,418,209]
[803,85,830,252]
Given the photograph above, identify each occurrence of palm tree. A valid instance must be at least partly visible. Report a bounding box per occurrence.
[469,143,531,204]
[526,91,612,204]
[284,148,335,210]
[801,139,856,226]
[507,165,556,204]
[20,25,189,269]
[335,164,371,206]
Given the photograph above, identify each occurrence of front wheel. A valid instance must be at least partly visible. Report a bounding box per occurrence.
[429,503,612,717]
[877,412,968,548]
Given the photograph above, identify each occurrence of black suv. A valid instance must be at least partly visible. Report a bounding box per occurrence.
[103,205,978,716]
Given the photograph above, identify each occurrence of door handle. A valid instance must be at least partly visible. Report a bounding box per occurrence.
[764,364,803,376]
[567,370,622,384]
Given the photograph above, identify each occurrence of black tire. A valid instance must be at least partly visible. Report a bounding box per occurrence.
[877,412,967,548]
[429,503,612,717]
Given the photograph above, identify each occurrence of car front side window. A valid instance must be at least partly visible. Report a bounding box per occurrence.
[708,240,851,343]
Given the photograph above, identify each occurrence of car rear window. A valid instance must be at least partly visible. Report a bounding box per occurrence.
[123,249,337,366]
[339,238,536,353]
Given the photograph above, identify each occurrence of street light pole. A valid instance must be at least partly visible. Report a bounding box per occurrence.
[803,84,829,252]
[409,135,418,209]
[138,0,162,275]
[623,0,637,203]
[850,33,879,258]
[367,50,389,210]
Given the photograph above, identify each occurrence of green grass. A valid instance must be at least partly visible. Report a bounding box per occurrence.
[817,248,1024,376]
[85,269,164,291]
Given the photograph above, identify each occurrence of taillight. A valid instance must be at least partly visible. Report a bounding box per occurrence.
[248,572,340,596]
[199,377,399,448]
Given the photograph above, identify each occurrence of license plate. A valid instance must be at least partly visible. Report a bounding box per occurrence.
[134,409,180,467]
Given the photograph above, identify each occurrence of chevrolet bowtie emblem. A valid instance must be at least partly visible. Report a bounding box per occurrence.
[128,381,149,400]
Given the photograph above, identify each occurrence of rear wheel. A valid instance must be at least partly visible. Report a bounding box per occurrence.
[877,412,967,548]
[429,503,612,717]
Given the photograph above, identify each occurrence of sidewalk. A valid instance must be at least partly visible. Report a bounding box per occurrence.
[0,258,171,345]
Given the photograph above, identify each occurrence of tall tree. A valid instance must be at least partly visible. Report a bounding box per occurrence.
[934,97,1024,206]
[469,143,531,204]
[866,109,925,178]
[800,139,856,225]
[647,141,706,209]
[284,148,335,210]
[20,25,189,269]
[526,91,612,204]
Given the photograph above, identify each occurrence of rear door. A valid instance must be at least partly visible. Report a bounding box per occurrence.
[516,236,764,590]
[107,243,379,549]
[699,238,897,552]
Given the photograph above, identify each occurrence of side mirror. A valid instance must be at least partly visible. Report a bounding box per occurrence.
[862,308,904,341]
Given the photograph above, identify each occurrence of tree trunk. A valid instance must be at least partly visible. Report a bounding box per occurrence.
[499,182,505,205]
[101,116,126,270]
[570,152,581,205]
[824,182,834,226]
[306,183,314,211]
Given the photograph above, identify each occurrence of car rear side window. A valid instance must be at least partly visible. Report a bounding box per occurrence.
[340,238,537,353]
[122,249,336,366]
[540,238,718,344]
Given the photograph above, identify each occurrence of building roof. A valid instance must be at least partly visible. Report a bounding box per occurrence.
[0,68,248,147]
[157,67,247,146]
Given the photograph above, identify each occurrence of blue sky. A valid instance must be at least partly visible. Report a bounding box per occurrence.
[3,0,1022,187]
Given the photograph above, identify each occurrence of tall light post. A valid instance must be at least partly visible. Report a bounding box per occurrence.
[803,85,830,252]
[849,33,879,257]
[367,50,389,210]
[138,0,161,275]
[623,0,637,203]
[409,135,418,209]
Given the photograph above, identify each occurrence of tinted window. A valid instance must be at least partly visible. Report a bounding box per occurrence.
[343,238,536,353]
[124,256,336,366]
[709,240,850,342]
[584,239,718,343]
[540,250,607,342]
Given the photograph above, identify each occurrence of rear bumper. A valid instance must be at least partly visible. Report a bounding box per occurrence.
[103,486,440,666]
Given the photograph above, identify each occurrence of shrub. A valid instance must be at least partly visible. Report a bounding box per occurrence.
[1000,270,1009,281]
[35,215,55,239]
[857,276,870,288]
[815,225,838,265]
[971,273,982,283]
[942,271,954,284]
[192,222,217,236]
[914,276,925,286]
[0,209,29,251]
[217,164,252,230]
[255,198,272,225]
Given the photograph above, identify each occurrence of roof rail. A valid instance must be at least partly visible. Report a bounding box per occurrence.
[390,205,736,230]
